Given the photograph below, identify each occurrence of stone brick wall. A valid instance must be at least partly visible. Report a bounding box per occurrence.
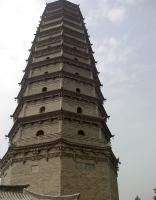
[66,34,84,44]
[24,78,62,96]
[42,17,62,25]
[62,98,99,117]
[63,17,82,27]
[64,24,84,33]
[18,97,61,117]
[33,52,61,63]
[35,42,62,51]
[30,63,63,77]
[109,166,119,200]
[62,119,106,146]
[63,42,87,53]
[1,153,118,200]
[2,158,61,196]
[62,78,95,97]
[61,157,114,200]
[12,119,61,146]
[63,63,92,79]
[63,52,90,64]
[1,166,11,185]
[38,34,61,42]
[40,24,61,32]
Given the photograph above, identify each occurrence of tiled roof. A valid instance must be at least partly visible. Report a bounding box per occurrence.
[0,185,80,200]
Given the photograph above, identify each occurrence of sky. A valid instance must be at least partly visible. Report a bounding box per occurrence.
[0,0,156,199]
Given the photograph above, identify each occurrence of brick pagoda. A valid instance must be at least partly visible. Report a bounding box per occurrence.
[0,1,119,200]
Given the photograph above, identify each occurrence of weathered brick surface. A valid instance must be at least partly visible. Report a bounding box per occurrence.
[12,119,61,146]
[24,79,62,96]
[61,157,118,200]
[2,158,61,196]
[63,53,90,64]
[33,52,61,63]
[62,119,107,146]
[63,64,91,79]
[1,153,118,200]
[62,98,99,117]
[30,63,63,77]
[19,98,61,117]
[62,78,95,97]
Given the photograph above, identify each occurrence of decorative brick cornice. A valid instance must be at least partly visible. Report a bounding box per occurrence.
[13,89,105,118]
[44,12,81,26]
[32,44,89,59]
[36,35,62,48]
[0,138,118,174]
[37,24,85,41]
[38,26,62,37]
[8,110,111,139]
[18,70,102,100]
[32,56,89,69]
[26,71,97,85]
[46,1,79,12]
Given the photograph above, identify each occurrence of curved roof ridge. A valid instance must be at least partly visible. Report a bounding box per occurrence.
[24,189,80,200]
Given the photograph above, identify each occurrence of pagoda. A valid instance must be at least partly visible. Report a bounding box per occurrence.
[0,1,119,200]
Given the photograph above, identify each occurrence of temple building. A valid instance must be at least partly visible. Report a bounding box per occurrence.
[0,0,119,200]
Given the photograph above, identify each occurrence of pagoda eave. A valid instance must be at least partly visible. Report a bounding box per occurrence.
[27,71,97,85]
[18,71,100,100]
[33,45,90,60]
[30,56,89,68]
[13,89,102,118]
[8,110,109,139]
[0,138,117,173]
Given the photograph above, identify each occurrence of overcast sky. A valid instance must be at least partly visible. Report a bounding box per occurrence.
[0,0,156,199]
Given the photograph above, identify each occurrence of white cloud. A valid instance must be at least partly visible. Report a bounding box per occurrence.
[83,0,127,26]
[118,0,143,5]
[107,7,126,23]
[95,37,123,65]
[93,36,138,93]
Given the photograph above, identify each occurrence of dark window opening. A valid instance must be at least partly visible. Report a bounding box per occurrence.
[44,71,48,74]
[42,87,47,92]
[46,57,50,60]
[75,72,79,76]
[77,107,82,114]
[76,88,80,93]
[40,106,45,113]
[36,130,44,136]
[74,58,78,61]
[78,130,85,136]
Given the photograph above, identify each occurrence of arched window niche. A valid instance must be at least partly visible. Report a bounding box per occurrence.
[75,72,79,76]
[42,87,47,92]
[77,107,82,114]
[36,130,44,136]
[39,106,45,113]
[78,130,85,136]
[76,88,80,94]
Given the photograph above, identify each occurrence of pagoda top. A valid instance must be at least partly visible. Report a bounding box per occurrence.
[46,0,79,8]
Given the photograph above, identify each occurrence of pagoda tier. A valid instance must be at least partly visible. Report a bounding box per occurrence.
[0,1,119,200]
